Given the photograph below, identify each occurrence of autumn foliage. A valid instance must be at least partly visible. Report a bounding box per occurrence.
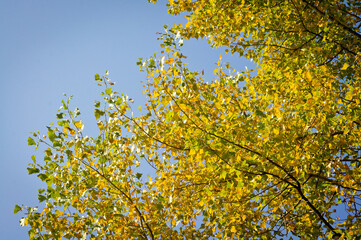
[17,0,361,239]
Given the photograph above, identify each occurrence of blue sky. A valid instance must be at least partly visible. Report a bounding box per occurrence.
[0,0,250,238]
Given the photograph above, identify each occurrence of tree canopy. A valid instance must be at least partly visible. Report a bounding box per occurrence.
[17,0,361,239]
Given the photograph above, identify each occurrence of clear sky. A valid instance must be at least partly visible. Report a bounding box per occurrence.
[0,0,251,238]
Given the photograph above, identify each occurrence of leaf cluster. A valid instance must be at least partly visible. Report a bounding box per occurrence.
[17,0,361,239]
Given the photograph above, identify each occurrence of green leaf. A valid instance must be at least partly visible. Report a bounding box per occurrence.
[105,88,112,95]
[95,73,100,80]
[44,148,52,156]
[255,109,266,117]
[56,113,65,119]
[27,167,40,175]
[47,129,56,142]
[135,173,143,179]
[63,233,72,239]
[38,173,48,181]
[28,137,36,146]
[94,109,105,120]
[156,203,164,210]
[14,204,22,214]
[220,171,227,179]
[53,141,62,148]
[61,99,68,110]
[38,195,46,203]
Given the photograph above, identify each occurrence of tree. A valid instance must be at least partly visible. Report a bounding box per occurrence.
[16,0,361,239]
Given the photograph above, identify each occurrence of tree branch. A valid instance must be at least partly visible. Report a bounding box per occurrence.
[301,0,361,40]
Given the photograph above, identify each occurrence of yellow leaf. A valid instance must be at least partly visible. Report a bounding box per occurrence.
[74,121,83,130]
[341,63,349,70]
[178,103,188,110]
[66,127,75,135]
[168,58,174,64]
[260,222,266,229]
[97,121,105,130]
[273,128,279,135]
[304,71,312,81]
